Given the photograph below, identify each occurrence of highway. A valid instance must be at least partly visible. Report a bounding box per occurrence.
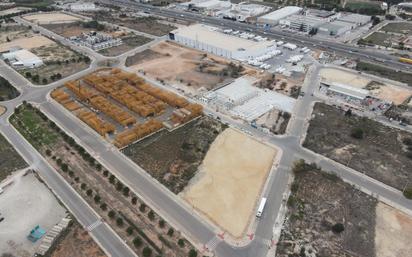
[0,6,412,257]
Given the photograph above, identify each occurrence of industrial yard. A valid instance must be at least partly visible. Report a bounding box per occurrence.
[52,68,203,148]
[304,103,412,191]
[183,128,277,238]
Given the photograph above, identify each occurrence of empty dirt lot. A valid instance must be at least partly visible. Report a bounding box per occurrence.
[0,35,54,53]
[375,203,412,257]
[183,128,277,238]
[123,116,227,194]
[276,164,377,257]
[23,12,81,24]
[127,42,251,93]
[304,103,412,191]
[0,132,26,182]
[320,67,412,105]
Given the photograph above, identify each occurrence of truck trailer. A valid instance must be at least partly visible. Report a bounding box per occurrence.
[256,197,267,218]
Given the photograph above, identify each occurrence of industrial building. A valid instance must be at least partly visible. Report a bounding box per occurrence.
[216,3,271,22]
[179,0,231,16]
[169,24,275,60]
[257,6,302,25]
[68,2,98,12]
[2,49,43,68]
[318,20,353,36]
[206,76,295,121]
[323,82,369,100]
[280,14,325,32]
[70,32,122,51]
[337,13,371,26]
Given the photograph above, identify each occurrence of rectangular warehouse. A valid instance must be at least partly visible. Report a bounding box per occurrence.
[257,6,302,25]
[169,24,274,60]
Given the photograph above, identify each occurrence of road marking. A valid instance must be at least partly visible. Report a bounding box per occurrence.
[87,219,102,231]
[205,236,222,251]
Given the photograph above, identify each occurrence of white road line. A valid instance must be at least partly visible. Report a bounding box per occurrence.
[205,236,222,251]
[87,219,102,231]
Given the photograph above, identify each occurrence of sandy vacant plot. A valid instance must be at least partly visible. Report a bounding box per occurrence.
[24,12,80,24]
[320,68,412,105]
[375,203,412,257]
[183,128,277,237]
[0,35,55,53]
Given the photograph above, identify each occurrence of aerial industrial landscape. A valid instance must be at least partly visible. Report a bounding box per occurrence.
[0,0,412,257]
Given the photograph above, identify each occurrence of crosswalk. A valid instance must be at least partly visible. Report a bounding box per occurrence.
[87,219,102,231]
[205,236,222,251]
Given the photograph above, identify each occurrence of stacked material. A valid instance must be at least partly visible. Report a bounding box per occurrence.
[114,119,164,148]
[171,103,203,125]
[77,110,115,136]
[89,95,136,126]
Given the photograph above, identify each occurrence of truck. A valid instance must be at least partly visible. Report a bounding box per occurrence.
[399,57,412,65]
[256,197,267,218]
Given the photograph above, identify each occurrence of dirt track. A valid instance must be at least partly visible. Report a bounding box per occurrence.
[183,128,277,237]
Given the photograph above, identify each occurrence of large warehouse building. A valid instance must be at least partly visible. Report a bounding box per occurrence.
[257,6,302,25]
[2,49,43,68]
[169,24,275,60]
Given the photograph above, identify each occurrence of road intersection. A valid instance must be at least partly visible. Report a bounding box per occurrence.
[1,9,412,257]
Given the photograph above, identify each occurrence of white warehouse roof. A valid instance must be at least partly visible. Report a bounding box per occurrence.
[258,6,302,24]
[328,82,369,100]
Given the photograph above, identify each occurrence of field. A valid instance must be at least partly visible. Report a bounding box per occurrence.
[86,12,176,36]
[42,22,97,38]
[123,116,227,194]
[14,0,54,8]
[183,128,277,238]
[381,22,412,35]
[0,25,33,44]
[0,35,54,53]
[355,62,412,87]
[11,103,199,257]
[303,103,412,191]
[320,67,412,105]
[0,76,20,101]
[363,32,392,47]
[0,132,26,182]
[98,35,152,57]
[276,162,377,257]
[127,41,251,94]
[48,222,106,257]
[23,12,80,24]
[0,171,67,257]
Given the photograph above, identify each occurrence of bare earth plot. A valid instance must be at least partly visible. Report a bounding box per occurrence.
[0,171,67,257]
[0,35,55,53]
[276,167,377,257]
[23,12,81,24]
[0,132,26,182]
[128,41,251,93]
[304,103,412,191]
[183,128,277,237]
[320,67,412,105]
[49,222,106,257]
[375,203,412,257]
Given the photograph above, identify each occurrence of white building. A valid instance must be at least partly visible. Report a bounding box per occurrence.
[170,24,275,60]
[217,3,271,22]
[280,14,326,32]
[69,2,97,12]
[257,6,302,25]
[2,49,43,68]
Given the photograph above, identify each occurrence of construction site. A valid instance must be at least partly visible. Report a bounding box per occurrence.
[51,69,203,148]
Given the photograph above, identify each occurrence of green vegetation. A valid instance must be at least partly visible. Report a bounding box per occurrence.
[14,0,54,9]
[332,223,345,233]
[82,20,105,31]
[404,187,412,199]
[356,62,412,85]
[0,132,27,182]
[0,76,20,101]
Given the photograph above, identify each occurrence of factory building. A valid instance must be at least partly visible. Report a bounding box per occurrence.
[257,6,302,25]
[337,13,371,26]
[318,20,353,36]
[169,24,275,60]
[280,14,326,32]
[216,3,271,22]
[2,49,43,68]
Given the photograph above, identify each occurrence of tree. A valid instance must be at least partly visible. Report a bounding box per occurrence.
[109,174,116,184]
[61,163,68,172]
[96,163,102,171]
[42,78,48,84]
[81,183,87,190]
[139,203,146,212]
[123,186,130,197]
[126,226,134,235]
[133,237,142,248]
[332,223,345,233]
[108,210,116,219]
[100,203,107,211]
[86,189,93,196]
[116,181,123,191]
[148,210,155,221]
[142,247,152,257]
[103,170,109,177]
[188,249,197,257]
[158,219,165,228]
[116,217,124,227]
[351,127,364,139]
[178,239,185,247]
[94,195,101,203]
[45,149,51,156]
[167,228,174,237]
[131,197,138,205]
[25,71,31,78]
[403,187,412,199]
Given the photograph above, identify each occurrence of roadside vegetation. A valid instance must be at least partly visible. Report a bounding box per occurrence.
[0,132,27,182]
[11,102,198,257]
[355,62,412,86]
[0,76,20,101]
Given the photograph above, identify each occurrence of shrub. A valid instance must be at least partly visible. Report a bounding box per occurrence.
[148,210,155,221]
[123,187,130,197]
[188,249,197,257]
[108,210,116,219]
[68,171,74,177]
[332,223,345,233]
[100,203,107,211]
[81,183,87,190]
[350,127,364,139]
[103,170,109,177]
[133,236,142,248]
[96,163,102,171]
[158,219,165,228]
[139,203,146,212]
[61,163,68,172]
[94,195,101,203]
[86,189,93,196]
[403,187,412,199]
[178,239,185,247]
[109,175,116,184]
[116,181,123,191]
[45,149,51,156]
[131,197,138,205]
[126,226,134,235]
[142,247,152,257]
[167,228,174,237]
[116,217,124,227]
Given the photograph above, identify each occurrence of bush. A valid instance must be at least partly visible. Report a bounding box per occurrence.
[103,170,109,177]
[133,236,142,248]
[167,228,174,237]
[94,195,101,203]
[332,223,345,233]
[108,210,116,219]
[403,187,412,199]
[139,203,146,212]
[126,226,134,235]
[158,219,165,228]
[116,217,124,227]
[142,247,152,257]
[178,239,185,247]
[109,175,116,184]
[188,249,197,257]
[351,127,364,139]
[81,183,87,190]
[116,181,123,191]
[131,197,138,205]
[123,187,130,197]
[96,163,102,171]
[45,149,51,156]
[100,203,107,211]
[148,210,155,221]
[61,163,68,172]
[86,189,93,196]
